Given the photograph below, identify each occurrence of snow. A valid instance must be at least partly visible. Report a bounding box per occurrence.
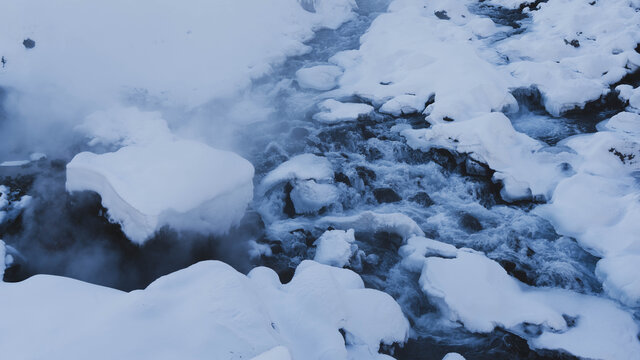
[533,110,640,306]
[0,260,408,360]
[314,229,356,267]
[67,139,254,244]
[296,65,343,91]
[0,0,357,110]
[0,240,5,279]
[442,353,465,360]
[0,160,30,167]
[420,250,640,360]
[399,236,457,272]
[328,0,516,122]
[402,112,573,202]
[251,347,292,360]
[312,99,374,124]
[319,211,425,241]
[259,154,334,193]
[498,0,640,115]
[290,180,340,214]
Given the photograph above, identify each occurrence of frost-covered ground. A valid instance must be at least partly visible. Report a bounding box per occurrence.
[1,0,640,359]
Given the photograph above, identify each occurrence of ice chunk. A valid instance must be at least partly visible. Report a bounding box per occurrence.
[66,139,254,244]
[312,99,374,124]
[314,229,356,267]
[420,250,640,359]
[260,154,333,193]
[0,260,408,360]
[296,65,343,91]
[290,180,339,214]
[0,160,30,167]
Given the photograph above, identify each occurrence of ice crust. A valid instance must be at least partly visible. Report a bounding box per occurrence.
[0,260,408,360]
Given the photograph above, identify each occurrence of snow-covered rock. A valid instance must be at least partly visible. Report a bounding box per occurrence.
[312,99,374,124]
[329,0,516,123]
[67,139,254,244]
[319,211,425,241]
[290,180,339,214]
[402,112,573,202]
[442,353,465,360]
[296,65,343,91]
[420,250,640,359]
[535,111,640,306]
[260,154,334,193]
[498,0,640,115]
[314,229,356,267]
[0,260,409,360]
[399,236,457,272]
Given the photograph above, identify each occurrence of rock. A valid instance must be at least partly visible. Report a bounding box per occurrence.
[374,188,402,203]
[355,166,376,185]
[434,10,450,20]
[22,38,35,49]
[410,192,434,207]
[464,158,490,177]
[459,213,482,232]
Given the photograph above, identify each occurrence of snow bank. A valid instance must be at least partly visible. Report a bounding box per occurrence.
[0,0,356,109]
[0,260,408,360]
[328,0,516,122]
[402,112,573,201]
[420,250,640,359]
[314,229,356,267]
[498,0,640,115]
[312,99,374,124]
[535,111,640,306]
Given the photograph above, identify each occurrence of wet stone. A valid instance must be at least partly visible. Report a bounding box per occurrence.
[22,38,36,49]
[459,212,483,232]
[410,191,434,207]
[373,187,402,203]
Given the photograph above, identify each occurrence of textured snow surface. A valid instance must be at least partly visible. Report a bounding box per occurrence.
[0,260,408,360]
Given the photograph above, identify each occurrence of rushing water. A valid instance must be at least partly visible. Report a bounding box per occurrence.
[0,1,635,359]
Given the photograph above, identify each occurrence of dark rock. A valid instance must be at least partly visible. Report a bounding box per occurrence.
[356,166,376,185]
[289,127,309,140]
[374,188,402,203]
[434,10,450,20]
[283,182,296,218]
[334,172,351,186]
[564,39,580,48]
[410,192,435,207]
[22,38,36,49]
[464,158,491,177]
[459,213,483,232]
